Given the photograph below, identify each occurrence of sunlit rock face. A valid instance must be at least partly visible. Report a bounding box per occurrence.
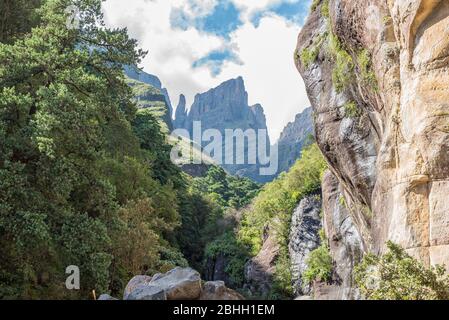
[296,0,449,273]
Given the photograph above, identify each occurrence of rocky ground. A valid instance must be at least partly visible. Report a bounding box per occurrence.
[99,267,244,301]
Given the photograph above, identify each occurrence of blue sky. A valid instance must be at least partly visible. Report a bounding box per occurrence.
[171,0,312,76]
[103,0,313,141]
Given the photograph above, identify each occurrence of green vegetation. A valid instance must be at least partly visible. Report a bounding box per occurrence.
[310,0,321,12]
[300,47,319,69]
[0,0,248,299]
[317,1,377,94]
[193,166,260,209]
[354,242,449,300]
[0,0,197,299]
[0,0,43,43]
[128,78,172,134]
[204,232,250,287]
[321,0,330,19]
[177,166,260,276]
[238,144,328,298]
[357,49,378,90]
[300,34,326,69]
[303,230,333,285]
[328,33,354,93]
[343,101,361,118]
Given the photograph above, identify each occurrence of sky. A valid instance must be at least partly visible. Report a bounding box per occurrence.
[102,0,313,142]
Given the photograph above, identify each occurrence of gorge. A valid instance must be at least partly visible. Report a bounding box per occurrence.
[0,0,448,301]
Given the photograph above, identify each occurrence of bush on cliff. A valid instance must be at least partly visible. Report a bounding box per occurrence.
[303,230,333,285]
[354,241,449,300]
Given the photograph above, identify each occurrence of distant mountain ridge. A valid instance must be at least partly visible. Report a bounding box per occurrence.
[174,77,271,183]
[125,67,314,183]
[276,107,314,175]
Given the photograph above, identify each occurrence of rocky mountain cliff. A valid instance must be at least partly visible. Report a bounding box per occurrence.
[276,107,314,174]
[174,77,271,183]
[127,77,173,132]
[125,66,174,120]
[295,0,449,297]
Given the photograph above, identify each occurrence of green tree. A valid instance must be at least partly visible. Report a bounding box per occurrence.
[354,241,449,300]
[0,0,182,299]
[0,0,43,43]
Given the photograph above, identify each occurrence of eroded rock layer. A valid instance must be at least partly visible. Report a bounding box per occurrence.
[296,0,449,269]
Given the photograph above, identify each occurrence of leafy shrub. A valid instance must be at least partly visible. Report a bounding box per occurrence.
[303,230,333,285]
[321,0,330,18]
[354,241,449,300]
[204,232,250,287]
[310,0,321,12]
[328,33,354,93]
[343,101,360,118]
[357,49,378,90]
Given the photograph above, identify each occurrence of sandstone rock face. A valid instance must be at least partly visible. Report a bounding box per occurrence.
[200,281,244,300]
[173,77,271,183]
[289,195,322,296]
[276,107,314,175]
[296,0,449,282]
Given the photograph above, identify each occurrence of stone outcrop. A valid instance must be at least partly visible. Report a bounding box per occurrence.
[173,94,188,129]
[123,275,152,300]
[200,281,245,300]
[174,77,272,183]
[244,227,279,297]
[276,107,314,175]
[315,171,364,300]
[101,267,243,301]
[295,0,449,296]
[289,195,322,296]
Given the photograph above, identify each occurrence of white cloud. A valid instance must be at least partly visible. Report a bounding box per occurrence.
[102,0,310,142]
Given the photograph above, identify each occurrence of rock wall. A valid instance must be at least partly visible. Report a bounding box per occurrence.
[295,0,449,275]
[276,107,314,175]
[315,171,363,300]
[288,195,322,296]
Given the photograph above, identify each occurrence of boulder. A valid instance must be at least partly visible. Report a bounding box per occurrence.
[110,267,241,301]
[123,275,152,300]
[149,267,202,300]
[126,284,166,301]
[200,281,244,300]
[98,294,118,301]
